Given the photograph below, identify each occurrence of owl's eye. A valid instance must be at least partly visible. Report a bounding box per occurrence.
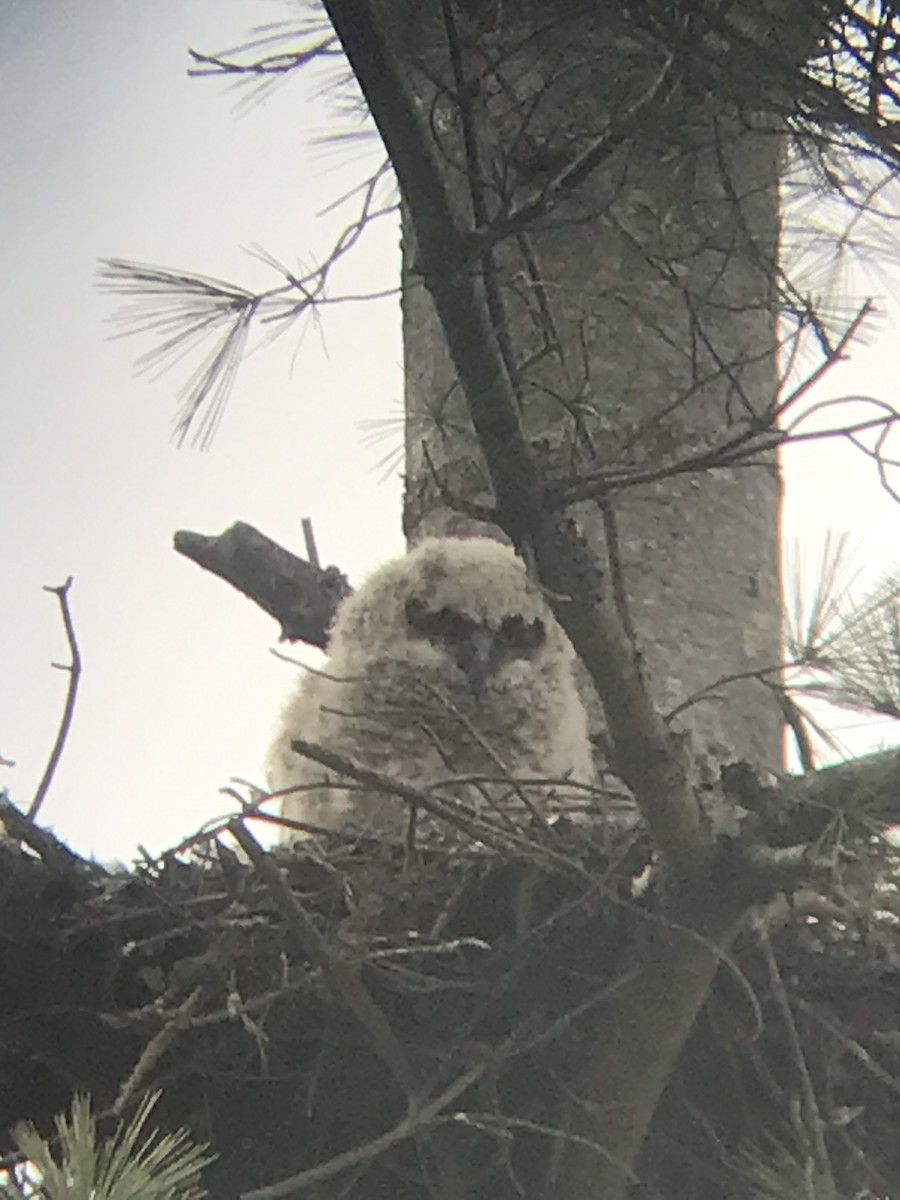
[405,598,478,644]
[495,615,545,655]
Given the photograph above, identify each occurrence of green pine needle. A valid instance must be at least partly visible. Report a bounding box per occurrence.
[784,530,858,664]
[9,1093,213,1200]
[801,564,900,719]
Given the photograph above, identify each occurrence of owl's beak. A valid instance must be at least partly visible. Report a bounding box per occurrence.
[457,626,495,691]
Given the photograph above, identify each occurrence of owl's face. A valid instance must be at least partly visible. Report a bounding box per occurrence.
[404,596,546,692]
[327,537,573,686]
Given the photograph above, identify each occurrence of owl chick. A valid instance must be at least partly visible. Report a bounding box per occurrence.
[266,537,593,839]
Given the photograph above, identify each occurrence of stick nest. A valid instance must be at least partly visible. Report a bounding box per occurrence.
[1,798,899,1200]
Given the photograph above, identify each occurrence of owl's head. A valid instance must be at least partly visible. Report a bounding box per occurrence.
[326,537,574,686]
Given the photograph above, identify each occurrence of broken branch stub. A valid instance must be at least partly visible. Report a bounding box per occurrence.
[173,521,351,647]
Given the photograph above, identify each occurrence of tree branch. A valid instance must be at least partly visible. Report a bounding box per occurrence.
[28,578,81,822]
[240,1057,488,1200]
[173,522,350,647]
[228,819,417,1098]
[753,915,836,1192]
[283,736,583,868]
[551,900,745,1200]
[783,744,900,830]
[319,0,544,548]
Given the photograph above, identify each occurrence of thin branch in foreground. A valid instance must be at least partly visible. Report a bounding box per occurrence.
[112,986,205,1118]
[228,818,418,1098]
[752,916,835,1191]
[28,578,81,822]
[186,17,344,114]
[241,982,631,1200]
[282,736,589,873]
[187,32,337,79]
[663,662,786,724]
[451,1111,635,1184]
[775,299,873,421]
[240,1057,488,1200]
[471,50,676,250]
[797,996,900,1100]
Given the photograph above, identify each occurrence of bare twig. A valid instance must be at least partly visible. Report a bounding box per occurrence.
[240,1056,487,1200]
[663,662,787,723]
[112,985,205,1117]
[796,997,900,1100]
[469,51,676,251]
[28,578,81,822]
[753,916,835,1189]
[283,736,588,872]
[228,818,418,1097]
[776,301,873,418]
[452,1111,635,1182]
[187,33,337,78]
[301,517,320,569]
[599,499,638,650]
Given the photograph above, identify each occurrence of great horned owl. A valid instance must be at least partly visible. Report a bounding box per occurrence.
[266,537,594,838]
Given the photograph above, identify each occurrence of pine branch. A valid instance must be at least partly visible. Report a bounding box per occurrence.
[11,1093,212,1200]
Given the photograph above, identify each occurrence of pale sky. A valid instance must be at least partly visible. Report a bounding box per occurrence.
[1,0,404,858]
[2,1,899,861]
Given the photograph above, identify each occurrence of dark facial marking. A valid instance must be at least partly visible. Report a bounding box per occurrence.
[405,599,546,683]
[405,598,479,644]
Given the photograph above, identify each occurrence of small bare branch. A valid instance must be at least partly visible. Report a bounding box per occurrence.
[112,985,205,1117]
[240,1057,488,1200]
[228,818,418,1097]
[283,736,583,869]
[301,517,320,569]
[753,916,835,1190]
[187,34,338,79]
[775,302,874,421]
[468,51,677,252]
[28,578,81,822]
